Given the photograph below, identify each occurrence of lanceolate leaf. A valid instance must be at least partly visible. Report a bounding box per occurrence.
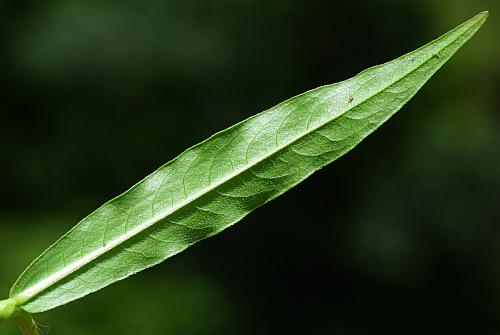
[6,11,488,313]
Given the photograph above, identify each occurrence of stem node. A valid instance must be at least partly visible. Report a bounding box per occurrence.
[0,298,16,321]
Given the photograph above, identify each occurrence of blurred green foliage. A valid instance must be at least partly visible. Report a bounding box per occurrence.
[1,0,499,334]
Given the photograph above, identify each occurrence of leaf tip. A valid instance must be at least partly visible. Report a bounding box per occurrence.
[462,11,489,38]
[475,10,489,23]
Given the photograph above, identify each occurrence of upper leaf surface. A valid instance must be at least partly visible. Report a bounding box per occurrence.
[9,11,487,313]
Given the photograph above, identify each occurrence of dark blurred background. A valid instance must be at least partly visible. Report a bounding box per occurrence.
[1,0,499,334]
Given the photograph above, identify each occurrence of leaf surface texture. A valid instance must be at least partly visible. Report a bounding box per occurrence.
[9,12,488,313]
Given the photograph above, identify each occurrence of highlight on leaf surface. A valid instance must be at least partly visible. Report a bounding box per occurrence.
[0,11,488,319]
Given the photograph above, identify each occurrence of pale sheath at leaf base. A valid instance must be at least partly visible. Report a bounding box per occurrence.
[0,11,488,319]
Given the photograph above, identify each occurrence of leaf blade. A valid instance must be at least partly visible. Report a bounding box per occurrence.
[10,11,488,313]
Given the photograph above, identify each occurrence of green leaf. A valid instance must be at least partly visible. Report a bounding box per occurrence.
[6,11,488,314]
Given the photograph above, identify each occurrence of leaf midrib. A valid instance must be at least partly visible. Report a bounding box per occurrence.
[13,22,470,306]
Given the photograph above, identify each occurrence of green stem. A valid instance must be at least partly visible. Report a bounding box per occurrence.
[1,299,41,335]
[0,298,16,321]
